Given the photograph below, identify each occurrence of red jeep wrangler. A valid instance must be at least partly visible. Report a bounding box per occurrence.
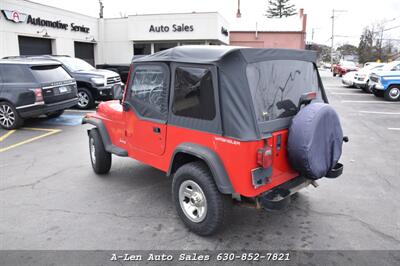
[83,46,345,236]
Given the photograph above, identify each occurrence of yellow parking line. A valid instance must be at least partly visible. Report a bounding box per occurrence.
[0,130,16,142]
[0,128,61,153]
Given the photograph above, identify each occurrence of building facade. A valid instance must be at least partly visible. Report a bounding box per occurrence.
[229,9,307,49]
[0,0,229,65]
[1,0,306,65]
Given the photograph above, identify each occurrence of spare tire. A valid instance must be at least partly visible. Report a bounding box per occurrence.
[287,103,343,180]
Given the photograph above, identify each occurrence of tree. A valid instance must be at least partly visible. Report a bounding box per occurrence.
[306,43,331,62]
[265,0,297,18]
[337,44,358,57]
[358,21,397,64]
[358,26,376,63]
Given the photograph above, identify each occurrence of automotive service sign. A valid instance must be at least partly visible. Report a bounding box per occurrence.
[1,10,28,23]
[1,9,90,33]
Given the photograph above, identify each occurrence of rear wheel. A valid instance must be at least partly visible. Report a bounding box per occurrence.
[77,88,95,109]
[46,110,64,118]
[88,128,111,174]
[172,161,225,236]
[0,101,23,130]
[384,86,400,101]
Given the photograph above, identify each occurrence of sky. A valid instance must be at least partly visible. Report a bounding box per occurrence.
[29,0,400,47]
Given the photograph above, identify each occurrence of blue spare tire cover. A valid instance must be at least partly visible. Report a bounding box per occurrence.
[287,103,343,180]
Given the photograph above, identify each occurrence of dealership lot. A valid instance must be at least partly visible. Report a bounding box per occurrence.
[0,70,399,250]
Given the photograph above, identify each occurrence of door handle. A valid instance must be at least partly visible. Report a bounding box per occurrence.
[153,127,161,134]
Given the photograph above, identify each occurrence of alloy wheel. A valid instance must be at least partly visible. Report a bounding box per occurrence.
[178,180,208,223]
[90,137,96,165]
[389,87,400,100]
[78,91,90,108]
[0,104,16,128]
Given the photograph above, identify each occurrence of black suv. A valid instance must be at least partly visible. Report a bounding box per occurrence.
[0,59,78,129]
[30,56,122,109]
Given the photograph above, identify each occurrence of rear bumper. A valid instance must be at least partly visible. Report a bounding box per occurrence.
[354,80,367,87]
[17,97,78,118]
[341,79,354,86]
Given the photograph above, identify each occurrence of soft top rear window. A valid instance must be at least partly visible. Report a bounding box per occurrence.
[246,60,321,122]
[31,65,72,83]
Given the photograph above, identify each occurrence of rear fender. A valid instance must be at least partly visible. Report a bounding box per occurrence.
[168,143,234,194]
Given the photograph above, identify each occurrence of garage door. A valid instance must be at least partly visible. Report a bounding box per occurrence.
[18,36,52,55]
[74,42,95,66]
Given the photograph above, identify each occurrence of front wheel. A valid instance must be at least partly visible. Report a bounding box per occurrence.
[88,128,111,174]
[172,162,225,236]
[0,101,24,130]
[384,86,400,101]
[373,90,384,98]
[77,88,95,110]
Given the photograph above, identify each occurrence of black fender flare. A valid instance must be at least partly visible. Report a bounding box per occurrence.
[82,117,128,157]
[168,142,234,194]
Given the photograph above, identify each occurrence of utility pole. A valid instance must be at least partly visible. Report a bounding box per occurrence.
[236,0,241,18]
[330,9,347,67]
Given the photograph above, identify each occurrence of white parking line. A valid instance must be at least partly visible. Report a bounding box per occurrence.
[325,87,359,91]
[341,100,399,104]
[359,111,400,115]
[330,92,371,96]
[388,128,400,131]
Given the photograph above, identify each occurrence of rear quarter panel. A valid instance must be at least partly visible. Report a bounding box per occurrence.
[164,126,298,197]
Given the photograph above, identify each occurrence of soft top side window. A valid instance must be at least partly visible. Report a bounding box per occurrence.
[126,63,169,121]
[172,66,216,121]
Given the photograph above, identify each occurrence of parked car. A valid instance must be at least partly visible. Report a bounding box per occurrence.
[369,61,400,101]
[333,61,358,77]
[341,71,357,87]
[82,46,346,235]
[353,63,385,92]
[0,58,78,129]
[3,55,123,109]
[96,64,130,84]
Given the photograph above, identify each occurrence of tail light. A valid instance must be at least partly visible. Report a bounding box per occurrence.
[31,88,43,102]
[257,146,273,169]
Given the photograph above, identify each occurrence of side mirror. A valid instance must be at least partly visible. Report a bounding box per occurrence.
[112,84,123,101]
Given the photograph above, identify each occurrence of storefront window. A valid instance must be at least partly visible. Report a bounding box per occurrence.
[154,42,178,53]
[134,43,151,55]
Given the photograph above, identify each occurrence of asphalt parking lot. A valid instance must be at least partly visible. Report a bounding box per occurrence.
[0,70,399,251]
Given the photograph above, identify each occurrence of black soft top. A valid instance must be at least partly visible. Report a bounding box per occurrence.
[133,45,317,64]
[132,46,322,141]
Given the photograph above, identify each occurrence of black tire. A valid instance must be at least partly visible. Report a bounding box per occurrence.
[88,128,111,174]
[172,161,225,236]
[384,85,400,101]
[373,90,384,98]
[333,72,337,77]
[0,101,24,130]
[77,88,95,109]
[362,81,371,93]
[46,110,64,118]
